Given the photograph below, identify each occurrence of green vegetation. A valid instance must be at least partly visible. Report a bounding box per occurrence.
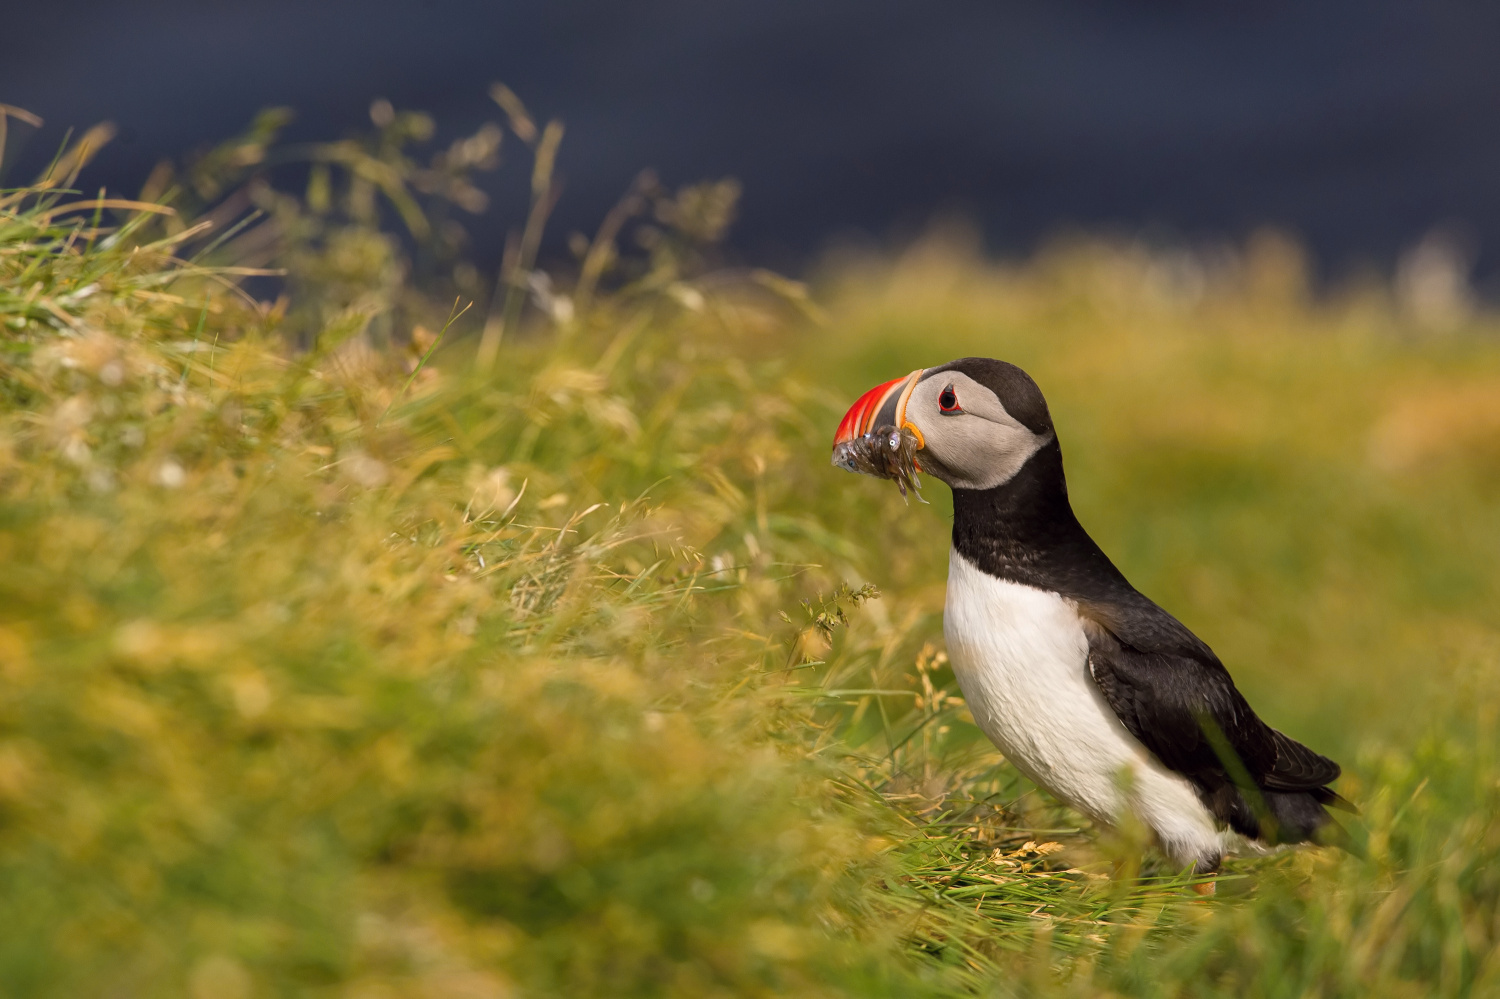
[3,97,1499,997]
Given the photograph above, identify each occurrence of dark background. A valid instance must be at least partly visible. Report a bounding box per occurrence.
[4,1,1499,286]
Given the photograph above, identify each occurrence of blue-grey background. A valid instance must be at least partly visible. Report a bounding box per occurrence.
[4,1,1498,285]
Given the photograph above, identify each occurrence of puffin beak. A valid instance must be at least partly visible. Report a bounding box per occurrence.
[832,368,925,451]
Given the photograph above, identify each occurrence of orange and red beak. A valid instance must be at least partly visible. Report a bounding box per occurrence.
[833,368,925,450]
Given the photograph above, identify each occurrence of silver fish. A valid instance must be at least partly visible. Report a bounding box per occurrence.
[831,423,927,503]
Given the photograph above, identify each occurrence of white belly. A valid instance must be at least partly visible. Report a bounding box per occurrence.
[944,548,1222,867]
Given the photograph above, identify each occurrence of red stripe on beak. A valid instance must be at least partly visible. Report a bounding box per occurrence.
[834,375,909,446]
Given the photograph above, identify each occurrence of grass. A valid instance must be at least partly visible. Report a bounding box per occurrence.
[2,97,1499,997]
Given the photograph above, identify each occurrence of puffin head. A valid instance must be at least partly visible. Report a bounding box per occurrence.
[832,358,1056,492]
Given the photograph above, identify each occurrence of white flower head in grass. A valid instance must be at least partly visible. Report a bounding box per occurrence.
[341,451,389,489]
[153,458,185,489]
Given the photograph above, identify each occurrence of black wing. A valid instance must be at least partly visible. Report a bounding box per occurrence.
[1082,598,1343,841]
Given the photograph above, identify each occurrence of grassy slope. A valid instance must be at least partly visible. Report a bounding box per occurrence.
[3,117,1500,998]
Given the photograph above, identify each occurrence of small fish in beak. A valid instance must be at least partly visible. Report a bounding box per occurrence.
[831,368,928,503]
[832,423,927,502]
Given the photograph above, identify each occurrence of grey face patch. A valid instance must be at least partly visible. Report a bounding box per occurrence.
[907,371,1052,490]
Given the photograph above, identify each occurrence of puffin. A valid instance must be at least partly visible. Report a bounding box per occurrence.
[832,357,1347,876]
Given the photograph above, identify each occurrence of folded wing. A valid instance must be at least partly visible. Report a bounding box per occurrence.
[1082,598,1343,842]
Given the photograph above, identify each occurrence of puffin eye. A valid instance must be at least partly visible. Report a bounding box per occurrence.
[938,384,961,413]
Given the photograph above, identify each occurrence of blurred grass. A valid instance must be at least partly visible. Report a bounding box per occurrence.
[2,98,1499,997]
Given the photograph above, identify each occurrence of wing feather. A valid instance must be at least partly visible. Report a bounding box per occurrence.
[1264,728,1342,790]
[1082,601,1338,795]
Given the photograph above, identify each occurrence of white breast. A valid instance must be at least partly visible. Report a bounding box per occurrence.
[943,548,1223,868]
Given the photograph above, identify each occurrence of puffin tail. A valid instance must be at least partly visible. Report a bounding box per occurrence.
[1262,788,1359,854]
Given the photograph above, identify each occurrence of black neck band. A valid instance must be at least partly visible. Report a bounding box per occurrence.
[950,440,1130,602]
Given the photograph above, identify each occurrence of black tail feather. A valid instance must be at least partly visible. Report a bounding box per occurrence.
[1309,784,1360,814]
[1263,789,1335,844]
[1201,781,1357,849]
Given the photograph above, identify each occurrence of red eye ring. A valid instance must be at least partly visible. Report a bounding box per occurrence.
[938,384,961,413]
